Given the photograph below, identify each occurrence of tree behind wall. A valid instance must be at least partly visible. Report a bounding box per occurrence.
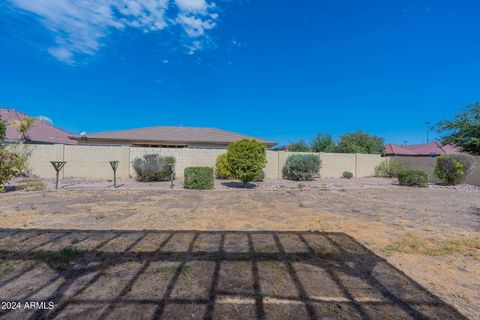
[334,131,384,154]
[286,140,311,152]
[311,133,336,152]
[436,102,480,156]
[13,116,37,142]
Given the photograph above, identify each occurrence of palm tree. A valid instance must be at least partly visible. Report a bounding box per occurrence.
[13,116,37,142]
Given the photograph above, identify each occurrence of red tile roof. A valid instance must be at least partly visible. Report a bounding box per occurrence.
[384,142,460,156]
[0,109,77,144]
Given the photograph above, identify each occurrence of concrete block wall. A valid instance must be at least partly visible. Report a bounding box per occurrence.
[26,144,385,181]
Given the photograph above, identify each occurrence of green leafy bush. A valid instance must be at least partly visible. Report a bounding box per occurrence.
[215,153,231,179]
[375,159,407,178]
[434,154,473,185]
[227,140,267,185]
[132,154,175,182]
[184,167,214,190]
[342,171,353,179]
[283,154,321,181]
[398,170,428,188]
[0,149,23,192]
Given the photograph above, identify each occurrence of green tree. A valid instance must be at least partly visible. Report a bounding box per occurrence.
[436,102,480,156]
[0,116,5,143]
[334,131,384,154]
[286,140,311,152]
[227,139,267,186]
[311,133,336,152]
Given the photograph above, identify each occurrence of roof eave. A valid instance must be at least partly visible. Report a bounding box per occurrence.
[72,136,277,147]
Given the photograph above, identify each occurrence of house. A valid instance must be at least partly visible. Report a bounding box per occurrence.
[384,142,460,157]
[71,126,277,149]
[0,108,77,144]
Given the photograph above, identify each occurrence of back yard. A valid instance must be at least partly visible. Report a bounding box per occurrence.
[0,178,479,319]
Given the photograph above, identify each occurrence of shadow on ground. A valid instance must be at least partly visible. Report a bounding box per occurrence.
[0,229,466,320]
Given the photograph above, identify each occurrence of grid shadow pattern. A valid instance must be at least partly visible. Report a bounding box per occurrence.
[0,229,467,320]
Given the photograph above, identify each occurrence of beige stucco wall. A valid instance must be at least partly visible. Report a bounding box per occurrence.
[25,144,384,181]
[355,154,386,178]
[319,153,356,178]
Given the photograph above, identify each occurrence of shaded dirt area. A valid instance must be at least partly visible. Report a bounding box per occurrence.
[0,229,468,320]
[0,181,479,319]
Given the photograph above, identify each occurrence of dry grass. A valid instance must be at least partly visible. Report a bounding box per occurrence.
[385,234,480,258]
[15,178,46,191]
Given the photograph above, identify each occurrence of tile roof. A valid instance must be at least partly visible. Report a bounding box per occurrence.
[0,109,77,144]
[76,126,277,146]
[384,142,460,156]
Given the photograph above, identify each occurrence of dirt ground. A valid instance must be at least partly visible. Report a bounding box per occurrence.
[0,178,479,319]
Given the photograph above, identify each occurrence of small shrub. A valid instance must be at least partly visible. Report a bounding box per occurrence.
[227,140,267,185]
[398,170,428,188]
[434,153,473,185]
[283,154,321,181]
[215,153,231,179]
[342,171,353,179]
[375,159,407,178]
[184,167,214,190]
[133,154,175,182]
[0,149,23,191]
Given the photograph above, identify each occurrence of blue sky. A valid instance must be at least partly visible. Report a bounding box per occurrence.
[1,0,479,146]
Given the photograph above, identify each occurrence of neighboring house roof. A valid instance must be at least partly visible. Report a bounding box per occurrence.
[0,109,77,144]
[73,126,277,147]
[384,142,460,156]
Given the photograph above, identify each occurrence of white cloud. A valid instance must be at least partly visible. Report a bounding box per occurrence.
[37,115,53,124]
[174,0,208,13]
[9,0,217,63]
[176,13,215,37]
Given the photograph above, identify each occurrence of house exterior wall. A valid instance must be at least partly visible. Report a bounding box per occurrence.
[24,144,386,181]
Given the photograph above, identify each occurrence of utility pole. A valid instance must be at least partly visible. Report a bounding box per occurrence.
[425,121,431,143]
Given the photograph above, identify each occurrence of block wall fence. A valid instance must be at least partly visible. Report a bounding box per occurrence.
[22,144,386,181]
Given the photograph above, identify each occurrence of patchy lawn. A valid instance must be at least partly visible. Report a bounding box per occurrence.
[0,230,468,320]
[0,179,479,319]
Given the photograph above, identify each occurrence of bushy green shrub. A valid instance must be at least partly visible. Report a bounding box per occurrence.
[133,154,175,182]
[342,171,353,179]
[215,153,231,179]
[283,154,321,181]
[0,149,23,192]
[434,154,473,185]
[184,167,214,189]
[375,159,407,178]
[227,140,267,185]
[398,170,428,188]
